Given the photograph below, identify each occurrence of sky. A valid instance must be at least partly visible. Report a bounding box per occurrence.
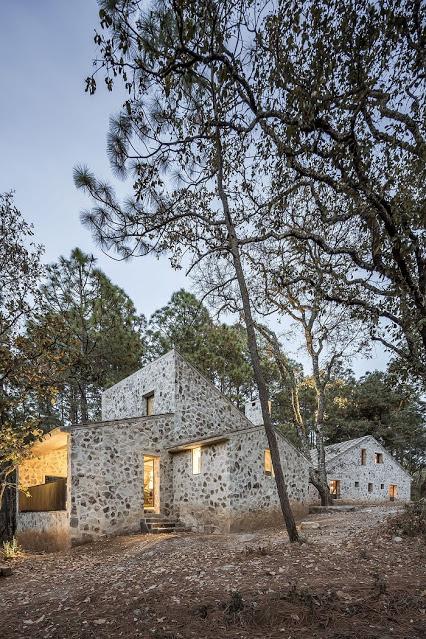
[0,0,388,377]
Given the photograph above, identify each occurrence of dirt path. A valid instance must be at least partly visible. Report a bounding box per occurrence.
[1,504,424,638]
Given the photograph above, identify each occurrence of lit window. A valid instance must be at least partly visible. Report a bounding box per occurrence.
[375,453,383,464]
[146,393,154,416]
[264,449,274,476]
[368,483,373,493]
[361,449,367,465]
[192,447,201,474]
[355,481,359,488]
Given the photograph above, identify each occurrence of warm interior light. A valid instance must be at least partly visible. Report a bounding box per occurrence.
[192,447,201,474]
[264,449,274,476]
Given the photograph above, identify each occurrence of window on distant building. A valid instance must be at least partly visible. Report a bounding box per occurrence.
[192,447,201,475]
[146,393,154,416]
[368,483,373,493]
[355,481,359,488]
[361,449,367,465]
[375,452,383,464]
[381,483,385,490]
[264,449,274,476]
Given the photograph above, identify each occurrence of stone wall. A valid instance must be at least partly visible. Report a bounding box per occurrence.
[16,511,69,551]
[173,353,257,442]
[68,415,175,543]
[19,448,68,489]
[101,350,176,420]
[324,436,411,502]
[172,442,231,532]
[228,428,309,531]
[69,351,312,542]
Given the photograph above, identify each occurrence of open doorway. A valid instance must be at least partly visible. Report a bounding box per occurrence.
[389,484,397,501]
[329,479,341,499]
[143,456,159,512]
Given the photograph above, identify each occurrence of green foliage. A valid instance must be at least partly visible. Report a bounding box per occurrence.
[2,537,22,559]
[144,290,254,406]
[33,248,145,423]
[323,371,426,473]
[387,500,426,540]
[0,193,58,508]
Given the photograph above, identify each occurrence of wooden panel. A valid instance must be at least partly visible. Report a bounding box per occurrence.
[19,479,66,512]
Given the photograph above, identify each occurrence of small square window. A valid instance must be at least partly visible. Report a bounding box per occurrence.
[355,481,359,488]
[146,393,154,416]
[361,449,367,465]
[368,483,373,493]
[264,449,274,476]
[375,453,383,464]
[381,483,384,490]
[192,447,201,475]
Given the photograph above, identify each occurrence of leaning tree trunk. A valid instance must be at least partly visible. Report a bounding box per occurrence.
[214,130,299,542]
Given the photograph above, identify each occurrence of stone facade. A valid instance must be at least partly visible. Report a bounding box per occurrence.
[17,352,412,548]
[66,350,310,542]
[17,351,312,545]
[310,435,411,503]
[102,350,177,420]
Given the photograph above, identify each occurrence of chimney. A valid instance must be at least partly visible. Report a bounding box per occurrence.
[244,398,271,426]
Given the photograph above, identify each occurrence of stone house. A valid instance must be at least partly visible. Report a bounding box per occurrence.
[310,435,411,503]
[16,350,310,547]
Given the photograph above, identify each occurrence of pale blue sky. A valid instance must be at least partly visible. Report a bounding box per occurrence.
[0,1,387,376]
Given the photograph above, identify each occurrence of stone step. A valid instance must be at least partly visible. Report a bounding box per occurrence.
[140,516,191,534]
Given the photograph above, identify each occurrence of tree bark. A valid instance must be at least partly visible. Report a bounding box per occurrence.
[0,472,17,542]
[214,128,299,542]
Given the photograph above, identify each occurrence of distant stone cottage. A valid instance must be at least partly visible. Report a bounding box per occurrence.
[310,435,411,503]
[16,350,310,546]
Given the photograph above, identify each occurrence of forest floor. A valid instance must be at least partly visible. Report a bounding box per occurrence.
[1,503,425,639]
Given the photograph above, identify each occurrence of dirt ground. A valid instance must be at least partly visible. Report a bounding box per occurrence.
[1,504,425,639]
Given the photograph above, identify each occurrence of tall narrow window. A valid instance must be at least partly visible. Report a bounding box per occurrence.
[361,449,367,465]
[264,449,274,476]
[192,447,201,474]
[146,393,154,416]
[375,453,383,464]
[368,482,373,493]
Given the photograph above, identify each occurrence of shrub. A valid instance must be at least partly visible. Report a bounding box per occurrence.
[387,499,426,539]
[2,537,22,559]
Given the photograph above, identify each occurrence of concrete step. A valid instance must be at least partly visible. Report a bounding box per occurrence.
[147,521,176,529]
[150,527,178,534]
[309,505,356,514]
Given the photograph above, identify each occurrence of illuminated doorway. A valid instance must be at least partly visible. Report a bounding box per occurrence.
[329,479,341,499]
[389,484,397,501]
[144,456,156,510]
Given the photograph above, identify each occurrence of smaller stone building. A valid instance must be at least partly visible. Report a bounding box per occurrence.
[310,435,411,503]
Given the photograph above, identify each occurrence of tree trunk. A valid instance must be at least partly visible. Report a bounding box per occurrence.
[0,472,17,542]
[214,129,299,542]
[79,383,89,423]
[315,426,331,506]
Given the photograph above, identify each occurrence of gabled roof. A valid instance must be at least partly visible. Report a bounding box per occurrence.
[320,435,412,479]
[323,436,371,464]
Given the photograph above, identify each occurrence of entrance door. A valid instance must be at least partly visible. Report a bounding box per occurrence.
[329,480,341,499]
[389,484,397,501]
[144,457,155,509]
